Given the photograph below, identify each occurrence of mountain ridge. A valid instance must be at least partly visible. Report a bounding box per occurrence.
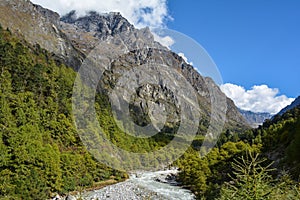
[59,10,250,132]
[0,0,84,69]
[0,0,250,135]
[8,1,300,199]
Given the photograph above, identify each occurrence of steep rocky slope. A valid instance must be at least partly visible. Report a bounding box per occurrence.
[60,10,250,133]
[0,1,250,135]
[0,0,84,68]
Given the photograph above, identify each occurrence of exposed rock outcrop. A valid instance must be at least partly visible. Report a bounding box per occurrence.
[0,1,250,134]
[0,0,84,69]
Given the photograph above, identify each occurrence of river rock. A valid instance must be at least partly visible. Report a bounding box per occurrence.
[81,170,195,200]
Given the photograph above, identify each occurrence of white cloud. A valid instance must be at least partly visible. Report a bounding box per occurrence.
[30,0,171,28]
[220,83,295,114]
[178,53,193,65]
[152,32,174,48]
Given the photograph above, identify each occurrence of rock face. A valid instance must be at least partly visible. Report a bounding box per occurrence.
[0,0,84,69]
[61,11,134,38]
[239,109,272,128]
[0,1,250,133]
[277,96,300,116]
[60,10,161,54]
[62,10,249,132]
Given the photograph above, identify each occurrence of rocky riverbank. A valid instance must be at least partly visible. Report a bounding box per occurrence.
[54,169,195,200]
[79,180,165,200]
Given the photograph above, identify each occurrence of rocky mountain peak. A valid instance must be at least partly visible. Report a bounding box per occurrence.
[61,10,134,39]
[60,10,158,54]
[0,0,250,134]
[60,10,77,23]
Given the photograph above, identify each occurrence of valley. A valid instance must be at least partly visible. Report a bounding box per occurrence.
[0,1,299,200]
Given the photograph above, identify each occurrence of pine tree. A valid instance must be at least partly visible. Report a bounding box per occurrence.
[219,152,274,200]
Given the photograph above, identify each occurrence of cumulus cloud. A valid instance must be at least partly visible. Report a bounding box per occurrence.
[152,32,174,48]
[31,0,171,28]
[220,83,295,114]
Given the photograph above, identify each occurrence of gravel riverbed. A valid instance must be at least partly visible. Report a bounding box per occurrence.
[62,170,195,200]
[80,180,165,200]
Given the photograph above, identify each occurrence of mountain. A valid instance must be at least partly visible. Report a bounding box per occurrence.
[277,96,300,116]
[60,10,250,131]
[238,109,272,128]
[3,1,300,199]
[0,24,130,199]
[0,0,249,133]
[0,0,84,68]
[0,0,252,197]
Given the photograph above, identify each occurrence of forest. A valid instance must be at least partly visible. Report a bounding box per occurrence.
[0,26,126,199]
[175,104,300,199]
[0,25,299,199]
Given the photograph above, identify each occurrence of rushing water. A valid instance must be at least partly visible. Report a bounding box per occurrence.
[83,169,195,200]
[130,170,196,200]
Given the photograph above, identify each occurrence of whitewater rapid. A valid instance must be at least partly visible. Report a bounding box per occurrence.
[81,169,195,200]
[130,170,195,200]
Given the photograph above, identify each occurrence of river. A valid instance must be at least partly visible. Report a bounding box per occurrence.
[81,169,195,200]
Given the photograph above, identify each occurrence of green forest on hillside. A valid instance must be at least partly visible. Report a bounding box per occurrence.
[175,106,300,199]
[0,26,126,199]
[0,25,300,200]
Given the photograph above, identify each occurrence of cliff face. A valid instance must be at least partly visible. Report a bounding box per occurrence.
[0,1,249,134]
[60,11,162,54]
[0,0,83,68]
[61,10,249,133]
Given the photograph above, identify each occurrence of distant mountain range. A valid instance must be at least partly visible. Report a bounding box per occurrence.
[238,109,273,128]
[238,96,300,128]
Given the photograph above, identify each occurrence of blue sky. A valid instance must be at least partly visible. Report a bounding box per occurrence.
[31,0,299,113]
[166,0,300,98]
